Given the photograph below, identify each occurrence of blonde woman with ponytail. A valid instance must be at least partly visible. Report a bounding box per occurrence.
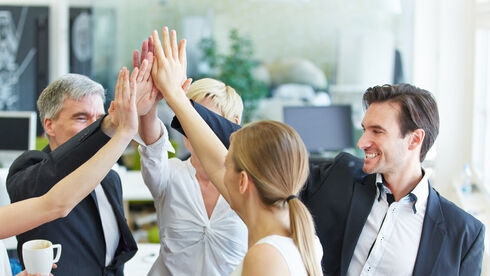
[149,27,323,276]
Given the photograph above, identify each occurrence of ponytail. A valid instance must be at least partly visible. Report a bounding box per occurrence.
[288,197,322,276]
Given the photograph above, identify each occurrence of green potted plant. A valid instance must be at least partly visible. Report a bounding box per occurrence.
[199,29,268,122]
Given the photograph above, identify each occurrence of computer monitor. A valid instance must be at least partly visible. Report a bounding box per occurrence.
[0,111,37,167]
[283,105,354,153]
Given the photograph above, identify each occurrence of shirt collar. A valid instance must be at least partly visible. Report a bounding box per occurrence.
[375,169,430,214]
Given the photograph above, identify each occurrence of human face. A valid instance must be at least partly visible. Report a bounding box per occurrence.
[357,102,411,176]
[44,94,105,150]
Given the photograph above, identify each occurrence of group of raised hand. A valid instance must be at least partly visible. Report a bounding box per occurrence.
[109,26,191,135]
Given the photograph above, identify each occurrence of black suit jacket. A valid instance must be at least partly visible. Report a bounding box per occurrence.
[175,103,485,276]
[7,117,137,276]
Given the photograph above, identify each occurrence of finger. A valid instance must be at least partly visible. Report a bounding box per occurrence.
[108,101,115,114]
[162,26,172,59]
[152,30,165,65]
[151,54,158,80]
[148,35,154,54]
[130,72,137,106]
[137,59,148,83]
[143,53,152,81]
[130,64,139,82]
[141,40,148,62]
[132,50,140,68]
[131,66,139,87]
[115,69,123,104]
[179,39,187,79]
[171,29,178,59]
[182,78,192,92]
[123,67,130,101]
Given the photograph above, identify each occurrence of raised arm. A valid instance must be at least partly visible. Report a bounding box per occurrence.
[151,27,231,204]
[0,67,137,239]
[135,36,192,145]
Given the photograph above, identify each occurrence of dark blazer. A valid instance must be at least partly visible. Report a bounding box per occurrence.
[175,102,486,276]
[7,117,137,276]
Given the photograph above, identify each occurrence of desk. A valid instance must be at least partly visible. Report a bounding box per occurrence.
[124,243,159,275]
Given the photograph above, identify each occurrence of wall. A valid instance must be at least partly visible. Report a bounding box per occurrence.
[99,0,411,85]
[413,0,475,195]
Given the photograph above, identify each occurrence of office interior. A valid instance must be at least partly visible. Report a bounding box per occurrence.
[0,0,488,274]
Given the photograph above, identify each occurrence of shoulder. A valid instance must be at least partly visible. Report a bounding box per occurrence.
[431,188,484,237]
[7,149,49,179]
[242,242,289,276]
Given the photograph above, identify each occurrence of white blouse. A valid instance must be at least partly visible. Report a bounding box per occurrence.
[138,123,248,276]
[0,240,12,276]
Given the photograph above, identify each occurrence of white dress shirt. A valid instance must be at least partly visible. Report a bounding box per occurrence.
[138,122,248,276]
[94,184,120,266]
[347,171,430,276]
[0,240,12,276]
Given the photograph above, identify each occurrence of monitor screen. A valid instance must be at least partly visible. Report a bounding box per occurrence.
[0,111,36,151]
[283,105,354,153]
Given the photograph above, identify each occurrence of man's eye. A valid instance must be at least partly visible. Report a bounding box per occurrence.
[76,117,87,121]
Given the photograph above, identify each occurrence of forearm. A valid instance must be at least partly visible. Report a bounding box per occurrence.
[166,92,229,202]
[0,197,57,239]
[42,130,133,218]
[138,104,163,145]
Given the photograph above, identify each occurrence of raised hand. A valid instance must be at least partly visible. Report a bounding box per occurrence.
[131,58,161,116]
[110,67,138,137]
[133,36,154,68]
[151,27,188,102]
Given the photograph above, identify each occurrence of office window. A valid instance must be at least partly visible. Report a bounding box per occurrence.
[473,28,490,190]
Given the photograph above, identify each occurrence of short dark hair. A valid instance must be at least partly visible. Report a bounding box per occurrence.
[362,83,439,162]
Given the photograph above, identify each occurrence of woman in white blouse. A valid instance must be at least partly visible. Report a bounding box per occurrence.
[137,78,248,275]
[0,67,138,276]
[150,27,323,276]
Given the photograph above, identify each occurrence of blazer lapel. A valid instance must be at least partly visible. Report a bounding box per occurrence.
[413,185,446,275]
[340,174,377,276]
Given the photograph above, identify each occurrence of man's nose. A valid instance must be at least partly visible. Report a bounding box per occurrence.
[357,132,369,149]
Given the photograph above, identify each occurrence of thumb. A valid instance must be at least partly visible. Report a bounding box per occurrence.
[182,78,192,93]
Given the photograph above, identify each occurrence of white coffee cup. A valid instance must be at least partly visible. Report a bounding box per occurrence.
[22,239,62,275]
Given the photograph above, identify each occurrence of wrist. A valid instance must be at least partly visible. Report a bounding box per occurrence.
[101,115,117,137]
[114,127,136,141]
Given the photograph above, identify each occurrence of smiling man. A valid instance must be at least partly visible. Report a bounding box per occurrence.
[175,83,485,276]
[7,73,137,275]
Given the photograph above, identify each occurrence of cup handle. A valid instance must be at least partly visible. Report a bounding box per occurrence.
[52,244,62,263]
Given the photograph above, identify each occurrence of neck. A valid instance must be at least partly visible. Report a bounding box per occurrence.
[190,155,211,183]
[242,201,290,248]
[383,160,423,201]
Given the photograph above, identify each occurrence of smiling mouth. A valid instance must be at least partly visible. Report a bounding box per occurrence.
[365,153,379,159]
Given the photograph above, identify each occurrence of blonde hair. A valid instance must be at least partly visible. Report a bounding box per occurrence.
[230,120,322,276]
[186,78,243,123]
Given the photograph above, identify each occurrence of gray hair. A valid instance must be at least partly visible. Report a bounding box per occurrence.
[37,73,105,121]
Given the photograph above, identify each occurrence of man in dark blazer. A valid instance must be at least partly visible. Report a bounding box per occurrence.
[7,74,137,275]
[173,84,485,276]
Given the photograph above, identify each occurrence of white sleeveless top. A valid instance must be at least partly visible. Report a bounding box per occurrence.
[230,235,323,276]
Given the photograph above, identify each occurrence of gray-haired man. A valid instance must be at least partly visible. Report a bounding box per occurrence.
[7,73,138,275]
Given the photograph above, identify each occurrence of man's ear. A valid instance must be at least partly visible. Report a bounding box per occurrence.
[239,170,250,195]
[408,128,425,151]
[44,118,55,138]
